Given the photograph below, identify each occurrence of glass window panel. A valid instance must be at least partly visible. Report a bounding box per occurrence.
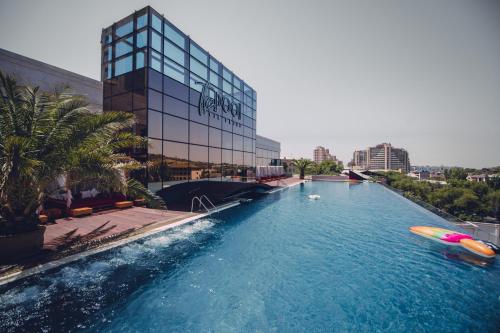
[106,46,112,61]
[151,31,162,52]
[148,89,162,111]
[116,19,133,37]
[136,51,145,69]
[222,117,232,132]
[164,39,185,66]
[189,73,203,92]
[222,68,232,82]
[148,110,162,139]
[190,57,207,80]
[116,37,133,58]
[244,94,251,107]
[190,105,208,125]
[233,134,243,151]
[165,23,185,49]
[149,69,162,91]
[244,137,253,152]
[232,121,243,134]
[134,108,147,137]
[150,50,162,72]
[209,127,221,147]
[244,152,255,168]
[209,148,222,164]
[104,33,112,45]
[209,148,222,179]
[136,30,148,48]
[244,126,252,138]
[163,114,189,142]
[113,73,134,94]
[243,115,253,128]
[233,87,242,101]
[233,151,243,166]
[209,58,219,72]
[164,58,186,84]
[105,64,112,79]
[163,141,188,161]
[222,149,234,179]
[148,138,163,191]
[209,71,219,87]
[243,104,252,117]
[112,93,132,112]
[209,111,221,129]
[243,83,250,96]
[222,79,231,94]
[133,89,146,110]
[222,149,232,164]
[190,43,208,65]
[163,141,189,184]
[189,89,201,105]
[152,14,162,32]
[163,75,189,101]
[222,130,232,149]
[189,122,208,146]
[233,76,241,90]
[163,95,188,119]
[189,145,208,181]
[137,13,147,29]
[115,55,132,76]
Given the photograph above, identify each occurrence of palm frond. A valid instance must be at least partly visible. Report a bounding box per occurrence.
[126,178,166,209]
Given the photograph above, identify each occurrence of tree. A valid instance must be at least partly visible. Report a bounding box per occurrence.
[444,167,468,181]
[487,190,500,220]
[293,158,313,179]
[0,71,162,234]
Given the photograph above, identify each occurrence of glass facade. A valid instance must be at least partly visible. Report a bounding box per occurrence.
[101,6,257,191]
[256,135,281,167]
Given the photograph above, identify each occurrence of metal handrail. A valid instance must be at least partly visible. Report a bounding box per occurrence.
[191,196,213,214]
[200,195,217,213]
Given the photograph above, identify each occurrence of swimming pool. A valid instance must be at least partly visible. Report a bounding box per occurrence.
[1,182,499,332]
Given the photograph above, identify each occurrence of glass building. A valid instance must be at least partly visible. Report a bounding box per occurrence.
[256,135,281,167]
[101,6,257,191]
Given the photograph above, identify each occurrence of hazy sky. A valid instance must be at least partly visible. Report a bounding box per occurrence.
[1,0,499,168]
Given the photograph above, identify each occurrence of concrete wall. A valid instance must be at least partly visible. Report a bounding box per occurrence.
[0,48,102,113]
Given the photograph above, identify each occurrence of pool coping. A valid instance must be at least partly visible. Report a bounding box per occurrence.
[266,179,305,193]
[0,201,241,286]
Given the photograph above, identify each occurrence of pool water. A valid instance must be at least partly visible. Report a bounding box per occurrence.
[1,182,499,332]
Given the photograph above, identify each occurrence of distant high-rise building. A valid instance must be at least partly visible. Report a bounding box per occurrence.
[350,143,410,172]
[352,150,367,170]
[313,146,336,164]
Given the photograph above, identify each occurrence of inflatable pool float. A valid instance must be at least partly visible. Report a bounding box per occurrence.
[409,226,471,245]
[308,194,320,200]
[410,226,496,259]
[459,239,496,259]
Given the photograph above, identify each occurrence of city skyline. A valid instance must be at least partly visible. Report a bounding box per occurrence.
[0,0,499,168]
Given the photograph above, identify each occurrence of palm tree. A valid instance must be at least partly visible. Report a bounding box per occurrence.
[0,71,162,233]
[293,158,313,180]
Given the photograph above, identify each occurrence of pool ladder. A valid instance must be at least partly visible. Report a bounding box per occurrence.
[191,195,218,215]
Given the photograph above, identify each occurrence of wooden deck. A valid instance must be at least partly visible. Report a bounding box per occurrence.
[42,207,197,252]
[263,177,305,187]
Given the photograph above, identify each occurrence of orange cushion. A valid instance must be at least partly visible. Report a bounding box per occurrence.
[70,207,93,217]
[115,201,133,209]
[134,198,146,206]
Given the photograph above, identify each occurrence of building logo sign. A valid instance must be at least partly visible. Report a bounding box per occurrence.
[197,81,242,121]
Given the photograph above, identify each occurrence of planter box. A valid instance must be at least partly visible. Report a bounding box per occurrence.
[0,226,45,264]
